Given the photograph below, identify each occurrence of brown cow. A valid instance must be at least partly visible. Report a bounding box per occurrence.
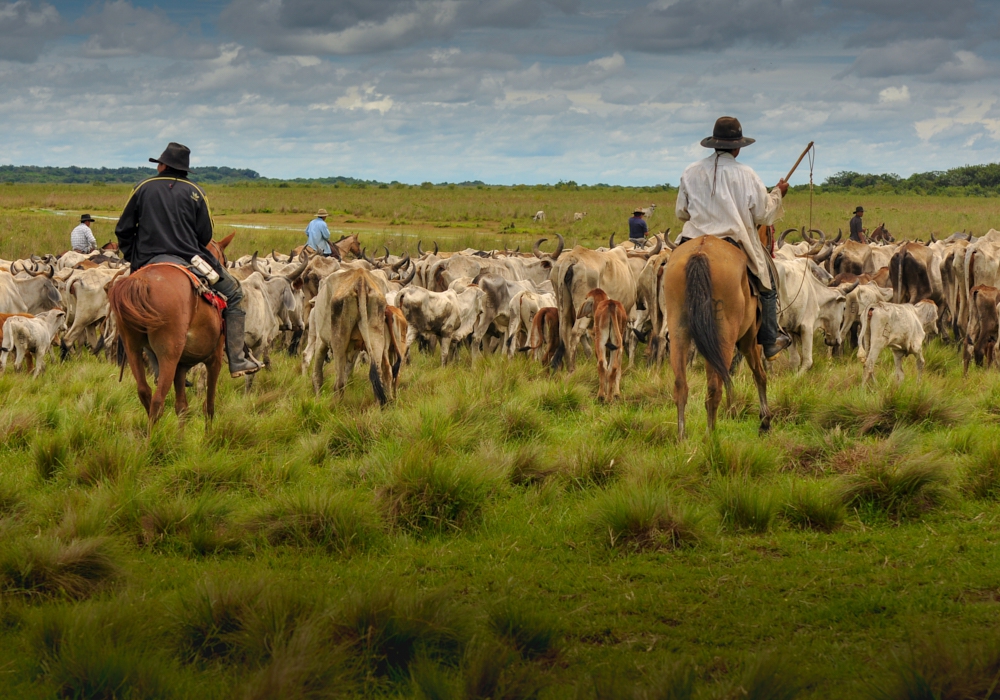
[831,240,875,276]
[965,285,1000,376]
[890,242,944,307]
[578,288,627,402]
[523,306,559,366]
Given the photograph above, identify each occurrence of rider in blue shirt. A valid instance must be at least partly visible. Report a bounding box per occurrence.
[305,209,332,255]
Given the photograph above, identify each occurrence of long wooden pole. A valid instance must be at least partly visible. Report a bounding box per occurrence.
[783,141,814,183]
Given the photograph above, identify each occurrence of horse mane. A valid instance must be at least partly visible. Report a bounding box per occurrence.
[108,274,166,333]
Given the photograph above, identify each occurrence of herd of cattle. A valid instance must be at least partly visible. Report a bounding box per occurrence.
[1,225,999,407]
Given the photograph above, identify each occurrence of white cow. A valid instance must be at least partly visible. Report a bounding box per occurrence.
[396,285,480,365]
[860,300,938,385]
[533,211,545,222]
[775,258,857,373]
[573,212,587,222]
[840,282,893,354]
[505,289,556,357]
[1,309,67,377]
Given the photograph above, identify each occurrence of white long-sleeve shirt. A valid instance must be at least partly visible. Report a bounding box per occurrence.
[70,223,97,253]
[675,152,783,290]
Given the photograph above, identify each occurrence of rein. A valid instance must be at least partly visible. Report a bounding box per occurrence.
[778,261,809,315]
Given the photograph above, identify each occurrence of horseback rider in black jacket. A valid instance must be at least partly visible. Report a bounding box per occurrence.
[115,142,262,378]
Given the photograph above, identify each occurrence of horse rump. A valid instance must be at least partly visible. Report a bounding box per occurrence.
[107,274,166,333]
[684,252,731,388]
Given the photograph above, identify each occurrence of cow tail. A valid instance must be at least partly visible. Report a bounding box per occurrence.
[685,253,730,388]
[356,279,387,405]
[550,265,575,370]
[894,251,905,303]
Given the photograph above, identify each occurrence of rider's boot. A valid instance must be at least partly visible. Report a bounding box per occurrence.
[224,308,263,378]
[757,287,790,360]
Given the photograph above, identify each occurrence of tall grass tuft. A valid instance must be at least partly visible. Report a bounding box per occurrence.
[332,586,467,679]
[117,492,240,554]
[0,483,22,518]
[327,412,386,456]
[535,383,585,414]
[819,384,963,435]
[175,578,317,666]
[32,605,180,700]
[507,446,559,487]
[379,447,495,534]
[591,486,704,551]
[569,440,623,488]
[0,537,120,600]
[251,489,381,553]
[963,441,1000,500]
[498,399,545,443]
[871,631,1000,700]
[732,652,805,700]
[72,440,140,485]
[487,599,561,660]
[779,482,846,533]
[718,480,776,533]
[587,659,696,700]
[701,433,777,477]
[171,456,250,493]
[32,432,70,480]
[839,453,952,520]
[244,621,351,700]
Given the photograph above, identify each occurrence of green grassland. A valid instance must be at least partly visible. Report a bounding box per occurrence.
[3,182,1000,260]
[2,187,1000,698]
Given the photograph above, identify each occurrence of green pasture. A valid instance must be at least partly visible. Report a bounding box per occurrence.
[2,183,1000,260]
[2,187,1000,698]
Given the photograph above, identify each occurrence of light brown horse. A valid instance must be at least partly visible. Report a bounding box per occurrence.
[292,233,362,261]
[109,233,235,425]
[662,236,770,439]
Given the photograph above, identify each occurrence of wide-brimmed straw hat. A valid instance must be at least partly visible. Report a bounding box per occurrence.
[149,142,190,172]
[700,116,755,149]
[80,213,95,223]
[633,208,645,216]
[853,206,864,214]
[316,209,329,218]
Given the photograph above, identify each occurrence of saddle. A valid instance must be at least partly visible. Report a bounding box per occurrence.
[144,263,228,313]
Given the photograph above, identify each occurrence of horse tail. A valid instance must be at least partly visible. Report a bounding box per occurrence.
[356,278,387,405]
[684,253,730,388]
[107,274,165,333]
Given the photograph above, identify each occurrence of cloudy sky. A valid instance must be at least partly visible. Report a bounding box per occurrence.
[1,0,998,184]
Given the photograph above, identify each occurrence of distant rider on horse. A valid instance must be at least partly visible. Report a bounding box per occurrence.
[114,142,262,378]
[675,117,791,360]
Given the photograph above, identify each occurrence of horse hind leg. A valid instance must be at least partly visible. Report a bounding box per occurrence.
[670,329,691,441]
[738,333,771,434]
[204,341,224,424]
[173,367,191,423]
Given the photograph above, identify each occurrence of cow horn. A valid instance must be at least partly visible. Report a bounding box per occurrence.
[778,228,795,249]
[833,229,842,243]
[363,247,375,264]
[810,229,826,242]
[664,231,678,250]
[968,231,974,242]
[400,263,416,287]
[533,238,548,259]
[609,233,615,249]
[433,241,439,255]
[251,251,271,279]
[382,245,391,263]
[272,249,280,261]
[391,254,410,272]
[929,232,937,243]
[801,226,814,244]
[31,254,40,262]
[814,243,834,263]
[282,254,309,282]
[515,245,520,254]
[552,234,564,259]
[648,234,662,255]
[417,240,425,256]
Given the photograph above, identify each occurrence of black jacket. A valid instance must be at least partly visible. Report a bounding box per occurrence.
[849,215,865,242]
[115,168,216,270]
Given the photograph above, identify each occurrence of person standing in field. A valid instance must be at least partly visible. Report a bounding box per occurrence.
[849,206,867,243]
[305,208,332,256]
[675,116,790,359]
[628,208,648,244]
[114,141,262,378]
[71,213,98,253]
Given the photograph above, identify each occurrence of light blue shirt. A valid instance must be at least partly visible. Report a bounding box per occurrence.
[305,217,331,255]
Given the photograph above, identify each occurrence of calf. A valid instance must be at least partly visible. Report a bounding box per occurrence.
[964,285,1000,375]
[1,309,66,377]
[577,289,627,402]
[505,289,555,358]
[860,300,938,385]
[522,307,559,365]
[396,285,479,365]
[0,313,35,371]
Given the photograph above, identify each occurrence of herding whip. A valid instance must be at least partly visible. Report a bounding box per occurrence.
[783,141,814,184]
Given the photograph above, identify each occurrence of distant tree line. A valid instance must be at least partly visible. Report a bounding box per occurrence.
[0,165,261,184]
[816,163,1000,196]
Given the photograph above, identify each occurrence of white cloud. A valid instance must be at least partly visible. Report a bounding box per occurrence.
[325,86,395,114]
[879,85,910,104]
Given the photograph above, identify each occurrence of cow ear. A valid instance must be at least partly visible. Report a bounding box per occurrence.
[218,232,236,250]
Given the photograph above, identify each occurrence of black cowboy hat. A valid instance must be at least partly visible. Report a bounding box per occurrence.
[80,213,95,223]
[700,116,755,149]
[853,206,864,214]
[149,142,190,172]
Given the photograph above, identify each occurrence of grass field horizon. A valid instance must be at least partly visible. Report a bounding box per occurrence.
[3,186,1000,698]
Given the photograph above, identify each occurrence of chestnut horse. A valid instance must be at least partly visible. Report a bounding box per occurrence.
[109,233,235,425]
[662,236,770,439]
